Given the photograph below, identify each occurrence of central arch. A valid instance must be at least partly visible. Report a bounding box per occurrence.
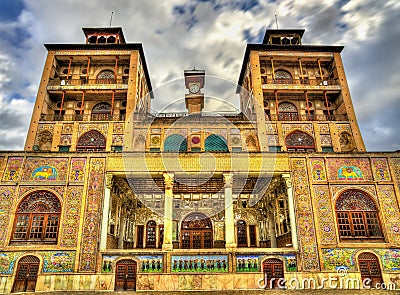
[181,212,213,249]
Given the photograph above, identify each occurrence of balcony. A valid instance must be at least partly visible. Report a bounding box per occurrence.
[40,113,125,122]
[46,77,128,91]
[267,113,348,122]
[262,78,341,91]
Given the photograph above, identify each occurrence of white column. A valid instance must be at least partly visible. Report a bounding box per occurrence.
[100,174,113,250]
[162,173,174,251]
[282,173,299,250]
[224,173,236,249]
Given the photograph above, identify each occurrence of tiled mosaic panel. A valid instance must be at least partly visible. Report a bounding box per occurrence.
[101,255,163,273]
[137,255,163,273]
[79,158,106,272]
[282,123,314,136]
[22,157,68,182]
[371,158,391,181]
[377,185,400,244]
[290,158,320,271]
[69,158,87,182]
[78,123,109,137]
[322,248,400,272]
[60,186,84,247]
[310,158,327,181]
[236,254,297,272]
[3,157,24,181]
[0,186,16,247]
[312,185,337,245]
[42,251,75,272]
[18,186,65,201]
[330,185,377,203]
[171,255,228,273]
[0,251,75,274]
[389,158,400,183]
[326,157,373,181]
[320,134,332,146]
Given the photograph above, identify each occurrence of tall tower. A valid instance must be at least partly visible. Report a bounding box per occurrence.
[24,27,152,152]
[184,69,205,114]
[238,29,366,153]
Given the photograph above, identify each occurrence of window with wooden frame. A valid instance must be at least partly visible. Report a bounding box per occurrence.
[146,220,156,248]
[11,191,61,244]
[237,220,247,247]
[335,190,384,242]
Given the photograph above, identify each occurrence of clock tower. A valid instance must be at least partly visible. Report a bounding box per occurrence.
[184,68,205,114]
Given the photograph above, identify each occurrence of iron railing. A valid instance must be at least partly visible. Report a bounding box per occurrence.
[268,113,348,122]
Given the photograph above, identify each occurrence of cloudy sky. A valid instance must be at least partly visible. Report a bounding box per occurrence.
[0,0,399,151]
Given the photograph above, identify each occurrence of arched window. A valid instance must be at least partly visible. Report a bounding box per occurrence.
[336,190,383,241]
[77,130,106,152]
[285,130,315,152]
[274,70,292,84]
[237,220,247,247]
[181,212,213,249]
[278,102,298,121]
[205,134,228,152]
[12,191,61,243]
[146,220,156,248]
[97,70,115,84]
[163,134,187,152]
[91,102,112,121]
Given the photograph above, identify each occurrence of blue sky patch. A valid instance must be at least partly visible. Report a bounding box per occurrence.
[0,0,24,22]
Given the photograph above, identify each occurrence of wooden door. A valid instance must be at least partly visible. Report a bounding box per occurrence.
[12,256,40,293]
[115,260,136,291]
[249,225,257,247]
[358,252,383,288]
[136,225,144,248]
[263,258,284,289]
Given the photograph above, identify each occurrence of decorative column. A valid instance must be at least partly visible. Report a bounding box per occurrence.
[224,173,236,249]
[162,173,174,251]
[100,174,113,250]
[268,210,277,248]
[118,206,126,249]
[282,173,299,250]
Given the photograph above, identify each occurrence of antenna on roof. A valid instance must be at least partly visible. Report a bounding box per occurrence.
[109,11,114,27]
[275,14,279,30]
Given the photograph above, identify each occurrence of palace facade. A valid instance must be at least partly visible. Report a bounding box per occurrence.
[0,27,400,292]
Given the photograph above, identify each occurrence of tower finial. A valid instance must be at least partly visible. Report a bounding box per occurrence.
[109,12,114,27]
[275,14,278,30]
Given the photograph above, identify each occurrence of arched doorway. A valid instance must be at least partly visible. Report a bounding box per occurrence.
[181,212,213,249]
[278,102,298,121]
[263,258,284,289]
[115,259,137,291]
[91,102,112,121]
[358,252,383,287]
[12,255,40,293]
